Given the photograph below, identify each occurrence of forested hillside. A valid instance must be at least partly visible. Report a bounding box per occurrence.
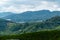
[0,30,60,40]
[0,16,60,40]
[0,16,60,35]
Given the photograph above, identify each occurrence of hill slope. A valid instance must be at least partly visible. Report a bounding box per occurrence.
[0,30,60,40]
[0,16,60,35]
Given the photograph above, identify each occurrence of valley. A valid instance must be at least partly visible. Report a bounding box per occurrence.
[0,10,60,40]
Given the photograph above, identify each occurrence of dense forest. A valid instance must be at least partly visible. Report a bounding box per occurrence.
[0,30,60,40]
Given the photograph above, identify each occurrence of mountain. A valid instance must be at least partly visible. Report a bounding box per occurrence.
[0,12,15,18]
[0,16,60,35]
[2,10,60,23]
[0,10,60,35]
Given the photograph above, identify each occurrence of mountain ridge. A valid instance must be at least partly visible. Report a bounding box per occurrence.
[2,10,60,22]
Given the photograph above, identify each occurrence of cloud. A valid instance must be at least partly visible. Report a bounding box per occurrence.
[0,0,60,13]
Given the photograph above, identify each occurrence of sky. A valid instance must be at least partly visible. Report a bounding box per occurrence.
[0,0,60,13]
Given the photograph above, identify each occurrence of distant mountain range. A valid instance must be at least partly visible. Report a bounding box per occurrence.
[1,10,60,23]
[0,10,60,35]
[0,12,14,18]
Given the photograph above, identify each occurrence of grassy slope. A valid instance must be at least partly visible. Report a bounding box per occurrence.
[0,30,60,40]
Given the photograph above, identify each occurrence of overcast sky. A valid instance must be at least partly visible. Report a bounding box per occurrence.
[0,0,60,13]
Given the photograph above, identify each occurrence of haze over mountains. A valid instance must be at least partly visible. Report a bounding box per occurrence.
[0,10,60,23]
[0,10,60,35]
[0,15,60,35]
[0,0,60,39]
[0,12,14,18]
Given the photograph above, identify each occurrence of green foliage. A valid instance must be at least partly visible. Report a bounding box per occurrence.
[0,30,60,40]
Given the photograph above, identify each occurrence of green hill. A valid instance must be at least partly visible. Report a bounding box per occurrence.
[0,16,60,35]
